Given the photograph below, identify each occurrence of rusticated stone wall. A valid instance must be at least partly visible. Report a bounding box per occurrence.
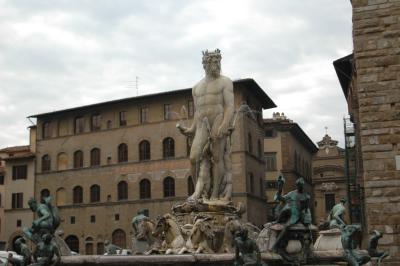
[352,0,400,263]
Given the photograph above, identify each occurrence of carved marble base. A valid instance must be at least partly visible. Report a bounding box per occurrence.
[172,200,243,225]
[171,200,247,253]
[314,228,342,252]
[257,223,317,263]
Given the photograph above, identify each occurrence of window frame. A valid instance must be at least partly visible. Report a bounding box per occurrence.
[264,152,277,171]
[139,140,151,161]
[162,138,175,159]
[118,143,128,162]
[140,107,149,124]
[74,117,85,134]
[73,150,84,168]
[42,155,51,172]
[12,165,27,180]
[139,179,151,199]
[90,185,100,203]
[163,177,175,197]
[90,148,101,166]
[91,114,102,131]
[164,104,171,120]
[11,193,23,209]
[119,111,127,127]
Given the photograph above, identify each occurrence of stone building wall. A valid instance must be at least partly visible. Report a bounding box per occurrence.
[32,79,274,254]
[352,0,400,262]
[312,134,347,225]
[263,115,317,220]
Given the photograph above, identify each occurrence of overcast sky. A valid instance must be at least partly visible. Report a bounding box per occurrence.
[0,0,352,148]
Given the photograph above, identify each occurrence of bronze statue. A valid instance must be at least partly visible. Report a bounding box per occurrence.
[272,177,312,253]
[234,228,266,266]
[31,233,61,266]
[328,198,347,229]
[104,240,122,255]
[23,197,60,244]
[341,224,370,266]
[368,230,389,265]
[177,49,235,203]
[8,237,31,266]
[132,209,148,238]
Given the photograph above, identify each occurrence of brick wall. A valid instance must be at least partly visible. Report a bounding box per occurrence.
[352,0,400,262]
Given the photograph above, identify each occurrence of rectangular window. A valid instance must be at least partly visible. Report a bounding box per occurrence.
[0,174,4,184]
[12,193,23,209]
[91,114,101,131]
[119,111,127,126]
[70,216,75,224]
[143,209,149,217]
[115,214,119,221]
[264,153,277,171]
[325,193,335,212]
[16,219,21,227]
[140,107,149,124]
[265,129,275,138]
[164,104,171,120]
[43,122,51,139]
[12,165,27,180]
[90,215,96,223]
[74,117,84,134]
[188,100,194,118]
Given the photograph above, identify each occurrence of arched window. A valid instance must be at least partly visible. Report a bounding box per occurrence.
[42,122,51,139]
[85,237,94,255]
[65,235,79,253]
[139,140,150,161]
[112,229,126,249]
[90,148,101,166]
[73,186,83,204]
[248,133,253,154]
[187,176,195,196]
[257,139,262,158]
[42,155,51,172]
[139,179,151,199]
[90,185,100,203]
[56,187,66,206]
[163,138,175,158]
[57,152,68,171]
[118,143,128,162]
[74,150,83,168]
[163,177,175,197]
[41,189,50,200]
[117,181,128,200]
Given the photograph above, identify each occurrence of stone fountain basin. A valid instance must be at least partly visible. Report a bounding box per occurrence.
[58,251,353,266]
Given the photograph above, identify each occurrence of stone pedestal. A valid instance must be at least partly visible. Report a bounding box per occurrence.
[314,228,342,252]
[257,223,317,263]
[172,200,242,226]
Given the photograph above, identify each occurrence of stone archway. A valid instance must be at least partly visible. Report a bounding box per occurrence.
[7,230,24,251]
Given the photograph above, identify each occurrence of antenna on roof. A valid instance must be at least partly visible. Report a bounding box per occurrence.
[325,126,328,135]
[136,76,139,96]
[126,76,139,96]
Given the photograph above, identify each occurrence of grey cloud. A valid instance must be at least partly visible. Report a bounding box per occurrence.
[0,0,352,148]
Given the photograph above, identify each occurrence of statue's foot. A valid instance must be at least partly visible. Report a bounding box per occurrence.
[209,196,219,201]
[187,196,198,204]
